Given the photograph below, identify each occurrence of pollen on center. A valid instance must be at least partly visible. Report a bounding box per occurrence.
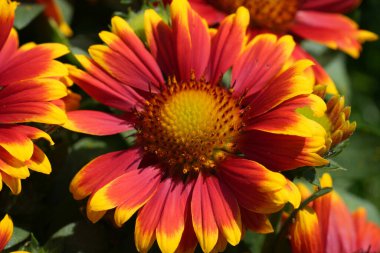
[136,77,243,177]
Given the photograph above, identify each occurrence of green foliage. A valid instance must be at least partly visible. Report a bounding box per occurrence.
[14,4,44,29]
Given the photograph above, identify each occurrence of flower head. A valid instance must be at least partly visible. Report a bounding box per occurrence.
[185,0,378,95]
[289,173,380,253]
[0,0,69,194]
[67,0,330,252]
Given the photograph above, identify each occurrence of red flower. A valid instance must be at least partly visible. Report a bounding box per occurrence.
[0,0,69,194]
[289,174,380,253]
[67,1,329,252]
[186,0,377,95]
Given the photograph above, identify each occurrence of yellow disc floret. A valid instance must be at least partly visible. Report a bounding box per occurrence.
[136,77,242,177]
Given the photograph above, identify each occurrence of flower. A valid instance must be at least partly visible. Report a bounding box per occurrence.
[184,0,378,95]
[0,0,69,194]
[289,173,380,253]
[67,0,330,252]
[35,0,73,37]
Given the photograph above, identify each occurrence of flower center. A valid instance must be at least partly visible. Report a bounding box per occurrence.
[209,0,299,32]
[136,78,242,177]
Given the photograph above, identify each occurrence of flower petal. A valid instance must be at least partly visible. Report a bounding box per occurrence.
[219,157,301,213]
[63,110,133,136]
[175,212,198,253]
[70,148,142,200]
[292,45,338,95]
[289,207,323,253]
[231,34,295,99]
[89,166,161,224]
[171,0,211,80]
[68,58,145,111]
[0,0,17,49]
[105,16,164,90]
[207,7,249,85]
[26,145,52,174]
[206,175,242,246]
[188,0,227,25]
[239,130,328,171]
[0,43,69,85]
[244,59,314,117]
[145,9,179,78]
[240,208,273,234]
[135,179,172,253]
[300,0,361,14]
[291,11,378,58]
[191,173,219,252]
[0,126,34,162]
[156,180,193,253]
[0,214,13,251]
[1,171,21,195]
[245,94,327,138]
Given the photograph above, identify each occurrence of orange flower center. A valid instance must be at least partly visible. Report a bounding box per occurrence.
[136,78,242,177]
[210,0,299,32]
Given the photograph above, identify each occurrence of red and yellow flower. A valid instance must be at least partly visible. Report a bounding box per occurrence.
[289,173,380,253]
[0,0,69,194]
[183,0,378,95]
[67,0,331,252]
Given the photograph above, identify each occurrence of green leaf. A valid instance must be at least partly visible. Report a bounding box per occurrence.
[14,4,44,30]
[5,227,30,249]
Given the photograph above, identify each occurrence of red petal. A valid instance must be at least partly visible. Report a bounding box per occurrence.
[63,110,133,136]
[207,7,249,85]
[191,173,219,252]
[238,130,327,171]
[219,157,301,213]
[135,179,172,252]
[68,58,145,111]
[291,11,377,58]
[0,1,16,49]
[156,180,193,253]
[70,148,143,200]
[0,214,13,251]
[188,0,227,25]
[240,208,273,234]
[89,166,161,224]
[289,207,323,253]
[232,34,295,99]
[300,0,361,13]
[145,9,179,78]
[171,0,211,80]
[206,175,242,246]
[292,45,338,95]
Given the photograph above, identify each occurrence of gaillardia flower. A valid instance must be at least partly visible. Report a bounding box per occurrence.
[185,0,378,95]
[289,174,380,253]
[0,0,69,194]
[67,0,329,252]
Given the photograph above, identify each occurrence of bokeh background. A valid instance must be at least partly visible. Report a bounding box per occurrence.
[1,0,379,252]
